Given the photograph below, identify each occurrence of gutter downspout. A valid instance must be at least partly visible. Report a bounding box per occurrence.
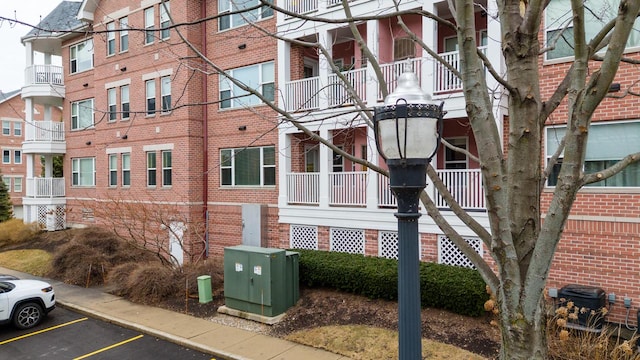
[201,0,209,258]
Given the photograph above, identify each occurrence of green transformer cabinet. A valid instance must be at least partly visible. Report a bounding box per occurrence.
[224,245,299,317]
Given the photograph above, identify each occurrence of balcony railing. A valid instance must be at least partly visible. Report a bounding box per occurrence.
[285,0,318,14]
[434,47,486,93]
[286,168,485,210]
[327,68,367,107]
[26,177,65,198]
[378,58,423,100]
[24,65,64,86]
[285,77,320,111]
[24,121,65,142]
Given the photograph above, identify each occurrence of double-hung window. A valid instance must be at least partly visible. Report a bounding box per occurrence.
[2,150,9,164]
[120,17,129,52]
[220,146,275,186]
[146,80,156,115]
[161,76,171,113]
[219,62,274,109]
[13,177,22,193]
[106,22,115,56]
[2,177,9,190]
[122,153,131,186]
[545,0,640,60]
[162,150,172,186]
[108,88,117,121]
[160,1,170,40]
[120,85,130,120]
[13,150,21,164]
[145,7,155,44]
[70,39,93,73]
[1,121,9,135]
[219,0,273,31]
[13,122,21,136]
[546,121,640,187]
[71,99,94,130]
[72,157,96,187]
[109,154,117,187]
[147,152,157,186]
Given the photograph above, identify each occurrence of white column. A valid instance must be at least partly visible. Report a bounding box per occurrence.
[318,127,331,208]
[365,125,379,209]
[421,1,436,97]
[486,1,506,147]
[365,20,379,107]
[277,39,290,111]
[43,155,53,178]
[278,130,291,208]
[318,29,333,110]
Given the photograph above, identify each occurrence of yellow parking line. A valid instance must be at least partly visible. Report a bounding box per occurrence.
[73,334,144,360]
[0,317,88,345]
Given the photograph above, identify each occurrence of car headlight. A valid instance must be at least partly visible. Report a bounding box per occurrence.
[41,286,53,293]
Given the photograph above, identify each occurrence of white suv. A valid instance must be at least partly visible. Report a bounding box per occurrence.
[0,278,56,329]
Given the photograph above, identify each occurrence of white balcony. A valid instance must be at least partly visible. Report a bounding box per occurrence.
[286,168,485,210]
[25,177,66,198]
[24,65,64,86]
[22,121,66,154]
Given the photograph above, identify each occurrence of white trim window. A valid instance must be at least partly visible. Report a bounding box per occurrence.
[122,153,131,186]
[444,137,468,169]
[13,150,21,164]
[160,1,170,40]
[146,80,156,115]
[162,150,172,186]
[2,177,9,190]
[147,151,157,186]
[161,76,171,113]
[70,39,93,74]
[546,121,640,187]
[120,17,129,52]
[121,85,130,120]
[108,88,117,121]
[109,154,117,187]
[220,146,275,186]
[2,150,9,164]
[106,22,116,56]
[144,7,155,44]
[218,0,273,31]
[71,99,94,130]
[2,121,9,136]
[545,0,640,60]
[13,121,21,136]
[72,157,96,187]
[219,62,274,109]
[13,177,22,193]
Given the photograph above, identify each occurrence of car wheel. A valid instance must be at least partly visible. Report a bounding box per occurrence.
[12,302,43,330]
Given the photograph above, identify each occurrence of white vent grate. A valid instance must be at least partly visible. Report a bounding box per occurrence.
[290,225,318,250]
[378,231,398,259]
[437,235,482,268]
[330,228,364,254]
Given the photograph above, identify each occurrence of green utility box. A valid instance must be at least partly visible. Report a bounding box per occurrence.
[197,275,213,304]
[285,251,300,308]
[224,245,299,317]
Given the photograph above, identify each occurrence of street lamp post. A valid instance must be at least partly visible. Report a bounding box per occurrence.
[374,67,444,360]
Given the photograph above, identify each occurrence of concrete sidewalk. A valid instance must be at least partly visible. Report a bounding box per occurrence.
[0,267,348,360]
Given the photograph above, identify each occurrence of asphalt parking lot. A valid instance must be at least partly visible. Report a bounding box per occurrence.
[0,307,214,359]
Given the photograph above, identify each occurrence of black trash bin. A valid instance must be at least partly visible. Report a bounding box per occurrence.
[558,284,606,330]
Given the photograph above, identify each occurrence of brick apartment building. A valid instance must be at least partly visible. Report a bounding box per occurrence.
[21,0,640,325]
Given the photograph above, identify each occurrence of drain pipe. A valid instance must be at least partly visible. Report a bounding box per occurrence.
[201,0,209,258]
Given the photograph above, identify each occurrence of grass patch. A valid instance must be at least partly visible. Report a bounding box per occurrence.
[285,325,487,360]
[0,249,52,276]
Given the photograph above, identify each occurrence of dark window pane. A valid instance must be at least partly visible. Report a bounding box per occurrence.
[264,167,275,185]
[221,90,231,108]
[234,148,260,185]
[221,168,232,185]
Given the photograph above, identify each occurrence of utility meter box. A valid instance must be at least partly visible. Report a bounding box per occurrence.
[224,245,299,317]
[558,284,606,330]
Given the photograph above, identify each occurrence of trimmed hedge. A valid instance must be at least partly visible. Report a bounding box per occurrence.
[294,249,488,317]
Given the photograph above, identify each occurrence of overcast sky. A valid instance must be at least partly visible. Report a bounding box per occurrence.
[0,1,63,93]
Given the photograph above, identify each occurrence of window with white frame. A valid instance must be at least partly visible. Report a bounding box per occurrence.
[160,1,170,40]
[109,154,117,187]
[121,85,130,119]
[220,146,275,186]
[2,177,9,190]
[394,37,416,61]
[106,22,115,56]
[2,150,9,163]
[13,122,21,136]
[2,121,9,135]
[72,157,96,186]
[218,0,273,31]
[71,99,94,130]
[162,150,172,186]
[546,121,640,187]
[161,76,171,113]
[70,39,93,74]
[144,7,155,44]
[13,150,21,164]
[120,17,129,52]
[545,0,640,60]
[219,62,274,109]
[108,88,117,121]
[146,80,156,115]
[13,177,22,193]
[147,152,157,186]
[122,153,131,186]
[444,137,468,169]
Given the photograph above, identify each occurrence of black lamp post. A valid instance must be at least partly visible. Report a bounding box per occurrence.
[374,67,444,360]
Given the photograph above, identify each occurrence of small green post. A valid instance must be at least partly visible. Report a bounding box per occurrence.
[197,275,213,304]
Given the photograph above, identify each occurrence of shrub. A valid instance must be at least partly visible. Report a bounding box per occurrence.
[123,263,179,303]
[0,219,40,247]
[179,259,224,296]
[295,249,489,317]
